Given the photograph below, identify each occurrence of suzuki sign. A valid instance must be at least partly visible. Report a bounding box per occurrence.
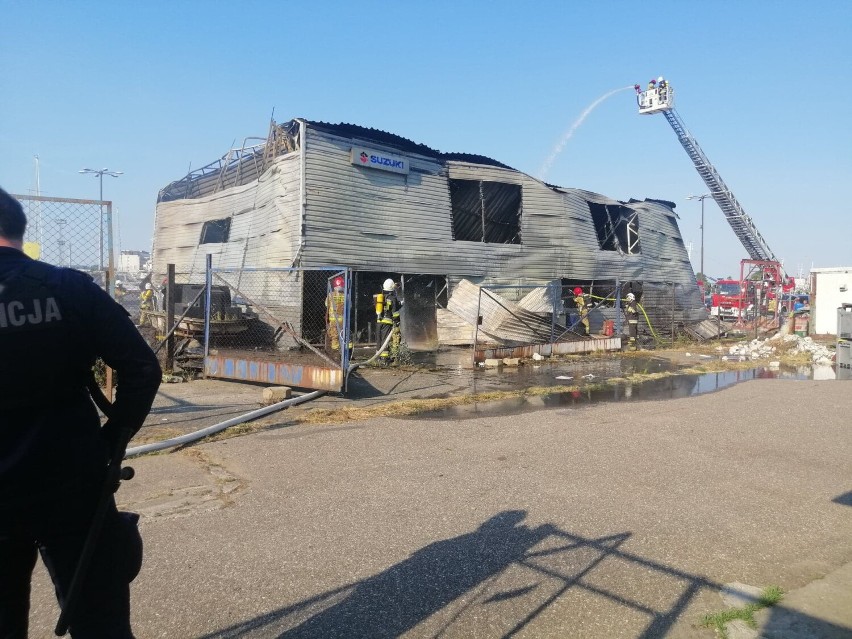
[350,147,409,175]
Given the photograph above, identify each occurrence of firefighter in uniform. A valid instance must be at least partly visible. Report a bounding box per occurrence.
[375,278,402,363]
[326,276,346,351]
[624,292,640,350]
[138,282,153,327]
[573,287,590,336]
[0,188,161,638]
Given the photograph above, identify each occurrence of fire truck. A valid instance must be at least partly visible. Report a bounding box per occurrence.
[709,261,795,320]
[636,78,793,323]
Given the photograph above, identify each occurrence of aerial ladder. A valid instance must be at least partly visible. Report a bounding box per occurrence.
[635,78,778,263]
[635,78,793,322]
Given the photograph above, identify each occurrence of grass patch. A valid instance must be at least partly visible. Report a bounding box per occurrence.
[700,585,784,638]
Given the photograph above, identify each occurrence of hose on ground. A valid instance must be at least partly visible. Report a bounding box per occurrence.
[125,390,325,458]
[347,328,395,375]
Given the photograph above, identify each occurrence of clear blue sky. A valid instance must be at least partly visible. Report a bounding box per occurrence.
[2,0,850,280]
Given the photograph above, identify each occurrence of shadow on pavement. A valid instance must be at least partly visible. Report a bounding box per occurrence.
[831,491,852,507]
[195,510,725,639]
[762,606,852,638]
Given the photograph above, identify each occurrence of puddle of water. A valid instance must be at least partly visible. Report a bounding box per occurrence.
[412,366,813,421]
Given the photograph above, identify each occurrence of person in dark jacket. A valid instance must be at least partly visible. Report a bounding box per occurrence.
[0,187,161,638]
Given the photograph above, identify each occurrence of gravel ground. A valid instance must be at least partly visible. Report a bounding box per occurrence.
[26,376,852,638]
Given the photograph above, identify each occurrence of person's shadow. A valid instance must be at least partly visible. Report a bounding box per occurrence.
[282,510,549,638]
[197,510,559,638]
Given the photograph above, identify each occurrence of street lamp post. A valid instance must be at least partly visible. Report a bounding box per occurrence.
[79,167,122,270]
[687,194,711,282]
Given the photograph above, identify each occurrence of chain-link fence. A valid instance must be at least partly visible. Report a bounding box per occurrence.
[14,194,113,288]
[206,267,350,391]
[472,280,714,357]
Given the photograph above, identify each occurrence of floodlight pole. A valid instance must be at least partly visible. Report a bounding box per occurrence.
[79,168,122,269]
[687,194,711,281]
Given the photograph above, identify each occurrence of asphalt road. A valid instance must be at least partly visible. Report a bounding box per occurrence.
[28,378,852,638]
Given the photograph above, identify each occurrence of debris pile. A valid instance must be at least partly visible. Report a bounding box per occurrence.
[723,338,777,361]
[772,334,835,366]
[724,334,836,366]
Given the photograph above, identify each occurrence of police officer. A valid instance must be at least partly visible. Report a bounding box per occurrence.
[0,188,161,638]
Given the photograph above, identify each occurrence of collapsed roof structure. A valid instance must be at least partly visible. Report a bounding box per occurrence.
[153,118,709,348]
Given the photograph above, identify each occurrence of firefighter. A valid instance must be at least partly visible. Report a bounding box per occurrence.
[138,282,153,326]
[573,287,590,336]
[114,279,127,299]
[326,276,346,351]
[375,278,402,363]
[647,78,657,92]
[0,188,161,638]
[624,292,640,350]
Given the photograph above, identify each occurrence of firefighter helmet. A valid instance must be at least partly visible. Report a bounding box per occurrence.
[657,76,664,83]
[626,293,635,301]
[573,287,583,296]
[383,278,396,292]
[145,283,152,290]
[332,276,344,290]
[115,279,122,286]
[649,78,656,84]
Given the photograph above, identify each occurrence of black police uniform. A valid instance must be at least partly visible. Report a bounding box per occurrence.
[0,246,161,638]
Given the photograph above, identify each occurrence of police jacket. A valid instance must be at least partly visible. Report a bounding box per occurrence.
[0,247,161,512]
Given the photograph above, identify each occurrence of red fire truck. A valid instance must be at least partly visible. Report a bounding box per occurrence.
[710,260,795,321]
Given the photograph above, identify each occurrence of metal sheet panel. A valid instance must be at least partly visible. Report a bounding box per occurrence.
[205,354,343,392]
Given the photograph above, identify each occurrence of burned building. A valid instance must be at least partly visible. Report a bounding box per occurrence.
[153,118,707,350]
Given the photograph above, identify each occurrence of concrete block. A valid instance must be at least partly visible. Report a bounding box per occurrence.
[262,386,292,404]
[502,358,520,367]
[484,358,502,368]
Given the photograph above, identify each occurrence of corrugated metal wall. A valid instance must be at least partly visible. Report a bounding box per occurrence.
[152,153,301,278]
[300,126,696,289]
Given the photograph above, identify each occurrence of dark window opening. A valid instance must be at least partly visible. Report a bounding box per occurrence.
[199,218,231,244]
[588,204,641,254]
[450,179,521,244]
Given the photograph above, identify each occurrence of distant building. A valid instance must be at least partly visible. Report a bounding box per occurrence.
[810,267,852,335]
[153,118,706,346]
[119,250,150,274]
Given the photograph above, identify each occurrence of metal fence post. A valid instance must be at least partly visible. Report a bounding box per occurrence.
[473,285,483,367]
[550,280,557,343]
[615,280,622,336]
[105,201,114,290]
[671,282,676,344]
[203,254,213,379]
[166,264,175,371]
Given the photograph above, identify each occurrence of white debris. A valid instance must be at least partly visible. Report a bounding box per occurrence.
[555,375,573,380]
[685,352,692,357]
[532,352,545,361]
[582,374,596,380]
[728,335,834,364]
[768,361,781,370]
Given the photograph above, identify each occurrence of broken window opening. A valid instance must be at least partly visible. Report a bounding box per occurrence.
[588,204,641,254]
[199,218,231,244]
[450,179,521,244]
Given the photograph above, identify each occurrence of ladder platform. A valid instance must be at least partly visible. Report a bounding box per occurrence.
[637,87,674,114]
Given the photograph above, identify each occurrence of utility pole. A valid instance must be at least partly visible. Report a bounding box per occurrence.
[79,167,123,269]
[687,194,711,281]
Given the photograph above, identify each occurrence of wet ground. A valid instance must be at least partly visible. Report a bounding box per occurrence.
[412,365,811,420]
[137,345,843,441]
